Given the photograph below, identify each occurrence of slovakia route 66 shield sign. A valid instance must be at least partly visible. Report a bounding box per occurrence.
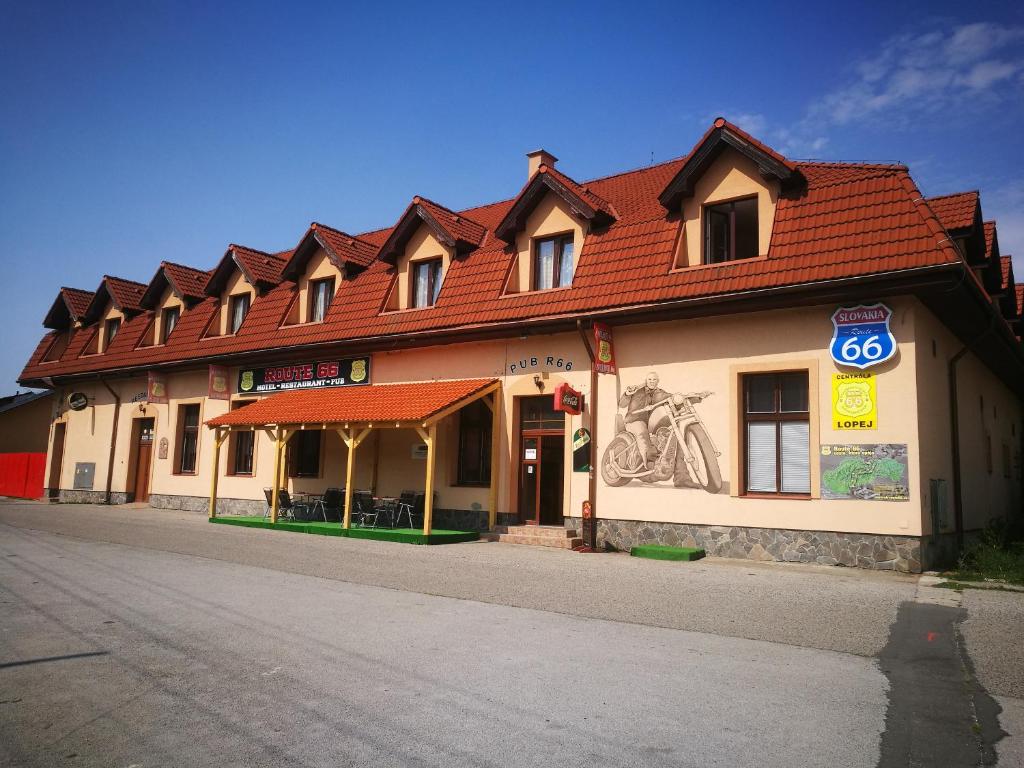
[829,303,897,370]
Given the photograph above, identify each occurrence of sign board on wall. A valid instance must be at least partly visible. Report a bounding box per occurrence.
[829,304,896,370]
[553,383,583,415]
[208,365,230,400]
[831,372,877,430]
[507,355,575,374]
[593,322,616,374]
[147,372,168,404]
[572,428,591,472]
[238,357,370,394]
[820,444,909,501]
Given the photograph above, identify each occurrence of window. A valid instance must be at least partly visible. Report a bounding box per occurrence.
[105,318,121,346]
[162,307,180,343]
[229,293,250,334]
[457,400,492,485]
[309,278,334,322]
[177,404,200,474]
[233,430,255,475]
[705,197,758,264]
[743,372,810,495]
[533,235,574,290]
[412,259,442,308]
[289,431,321,477]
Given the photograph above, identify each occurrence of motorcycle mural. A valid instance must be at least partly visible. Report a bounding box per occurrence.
[601,371,723,493]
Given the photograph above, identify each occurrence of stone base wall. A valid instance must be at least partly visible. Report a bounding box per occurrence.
[149,493,264,516]
[58,490,128,504]
[565,516,922,573]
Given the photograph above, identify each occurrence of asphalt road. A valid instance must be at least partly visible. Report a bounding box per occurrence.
[0,500,1021,766]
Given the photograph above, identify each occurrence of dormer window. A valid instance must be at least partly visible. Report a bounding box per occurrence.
[229,293,250,333]
[412,259,442,308]
[105,317,121,345]
[162,307,179,343]
[309,278,334,322]
[534,235,574,290]
[704,197,758,264]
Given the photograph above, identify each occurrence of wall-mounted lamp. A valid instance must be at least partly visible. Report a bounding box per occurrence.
[533,374,544,392]
[137,403,147,415]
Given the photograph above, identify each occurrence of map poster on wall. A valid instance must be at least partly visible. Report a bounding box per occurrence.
[820,444,909,501]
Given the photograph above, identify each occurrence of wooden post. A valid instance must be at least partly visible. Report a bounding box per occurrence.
[208,428,228,519]
[339,427,371,530]
[270,426,283,523]
[419,423,437,536]
[487,387,501,530]
[278,429,290,493]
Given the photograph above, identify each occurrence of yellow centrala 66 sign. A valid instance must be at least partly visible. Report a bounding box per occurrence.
[832,372,877,430]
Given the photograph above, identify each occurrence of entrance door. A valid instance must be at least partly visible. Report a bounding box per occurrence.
[132,418,155,502]
[48,422,66,499]
[517,396,565,525]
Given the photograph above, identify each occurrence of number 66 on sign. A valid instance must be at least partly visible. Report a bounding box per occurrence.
[829,304,897,370]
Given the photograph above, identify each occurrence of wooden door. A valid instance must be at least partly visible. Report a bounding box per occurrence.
[133,419,155,502]
[516,396,566,525]
[48,423,66,499]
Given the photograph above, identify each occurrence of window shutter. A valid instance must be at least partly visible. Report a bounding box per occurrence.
[746,422,777,492]
[780,421,810,493]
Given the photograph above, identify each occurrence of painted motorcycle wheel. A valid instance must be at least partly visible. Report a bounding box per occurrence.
[601,434,638,486]
[674,425,722,493]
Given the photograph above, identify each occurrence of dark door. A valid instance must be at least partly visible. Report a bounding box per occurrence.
[517,396,565,525]
[133,418,155,502]
[48,423,66,498]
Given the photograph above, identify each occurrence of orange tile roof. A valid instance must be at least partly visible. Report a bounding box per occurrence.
[61,287,94,319]
[1017,284,1023,317]
[310,223,378,268]
[926,191,979,232]
[206,378,496,427]
[21,119,982,384]
[984,221,997,259]
[1002,255,1014,291]
[162,261,212,300]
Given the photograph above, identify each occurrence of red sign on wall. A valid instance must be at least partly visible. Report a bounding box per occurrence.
[593,322,616,374]
[147,371,168,404]
[208,365,230,400]
[553,382,583,415]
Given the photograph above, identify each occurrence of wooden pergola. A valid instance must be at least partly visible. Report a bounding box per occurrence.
[205,378,502,535]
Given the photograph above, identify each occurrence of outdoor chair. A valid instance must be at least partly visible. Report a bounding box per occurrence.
[266,488,308,521]
[312,487,344,522]
[353,490,378,527]
[393,490,417,528]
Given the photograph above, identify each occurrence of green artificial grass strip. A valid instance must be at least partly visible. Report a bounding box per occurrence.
[630,544,706,562]
[209,516,478,545]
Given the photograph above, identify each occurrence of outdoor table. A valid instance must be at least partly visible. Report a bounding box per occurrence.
[374,496,399,527]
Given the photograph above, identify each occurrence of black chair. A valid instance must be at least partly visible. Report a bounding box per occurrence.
[352,490,377,527]
[407,492,428,530]
[279,489,311,521]
[393,490,417,528]
[313,487,344,522]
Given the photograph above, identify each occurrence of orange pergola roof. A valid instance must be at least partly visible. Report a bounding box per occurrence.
[206,378,498,428]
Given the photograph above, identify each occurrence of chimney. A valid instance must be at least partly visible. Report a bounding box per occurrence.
[526,149,558,178]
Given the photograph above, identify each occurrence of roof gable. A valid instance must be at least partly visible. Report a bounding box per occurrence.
[43,287,94,330]
[926,191,980,233]
[494,165,616,243]
[378,197,487,264]
[281,223,378,280]
[83,276,147,324]
[141,261,211,308]
[658,118,801,210]
[206,245,288,295]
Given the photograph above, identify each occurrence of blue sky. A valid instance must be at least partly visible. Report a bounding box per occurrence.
[1,1,1023,392]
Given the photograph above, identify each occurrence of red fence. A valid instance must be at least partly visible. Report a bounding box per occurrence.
[0,453,46,499]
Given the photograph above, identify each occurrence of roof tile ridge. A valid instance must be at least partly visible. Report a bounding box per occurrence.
[903,172,981,287]
[925,189,980,202]
[797,160,908,170]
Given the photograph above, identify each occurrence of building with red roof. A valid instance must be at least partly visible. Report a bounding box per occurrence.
[20,119,1023,572]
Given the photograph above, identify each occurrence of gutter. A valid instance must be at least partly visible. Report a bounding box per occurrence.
[98,376,120,504]
[577,319,599,550]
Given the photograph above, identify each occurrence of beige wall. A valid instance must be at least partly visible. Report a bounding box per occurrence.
[0,395,53,453]
[217,270,256,336]
[98,304,124,353]
[677,147,779,267]
[294,249,341,323]
[388,225,452,311]
[43,296,1021,539]
[914,306,1022,533]
[508,193,585,293]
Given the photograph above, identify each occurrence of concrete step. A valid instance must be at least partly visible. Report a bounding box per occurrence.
[497,525,579,538]
[494,533,584,549]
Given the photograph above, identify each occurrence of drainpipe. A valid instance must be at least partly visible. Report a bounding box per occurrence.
[98,377,120,504]
[948,314,995,554]
[577,319,598,550]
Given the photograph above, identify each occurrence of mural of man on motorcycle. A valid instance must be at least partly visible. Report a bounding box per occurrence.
[602,370,723,493]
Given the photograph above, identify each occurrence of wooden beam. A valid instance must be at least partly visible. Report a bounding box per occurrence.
[208,427,228,519]
[423,381,501,426]
[340,427,357,530]
[488,386,501,530]
[270,426,283,524]
[422,422,436,536]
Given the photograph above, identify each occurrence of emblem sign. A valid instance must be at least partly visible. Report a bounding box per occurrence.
[237,356,371,393]
[553,382,583,415]
[829,304,896,370]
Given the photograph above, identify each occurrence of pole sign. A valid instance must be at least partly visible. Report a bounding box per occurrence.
[238,356,370,394]
[829,304,896,370]
[593,322,616,374]
[553,382,583,415]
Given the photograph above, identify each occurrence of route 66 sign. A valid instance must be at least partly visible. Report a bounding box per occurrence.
[830,304,897,370]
